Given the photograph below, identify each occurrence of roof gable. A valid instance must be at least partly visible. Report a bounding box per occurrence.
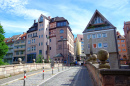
[83,10,115,33]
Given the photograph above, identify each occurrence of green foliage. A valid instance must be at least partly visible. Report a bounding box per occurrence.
[44,59,49,63]
[36,55,43,63]
[0,24,8,65]
[0,59,9,65]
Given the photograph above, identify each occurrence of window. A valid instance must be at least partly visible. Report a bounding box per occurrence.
[92,34,96,39]
[39,43,40,46]
[93,44,96,48]
[60,36,63,39]
[41,42,43,46]
[103,43,108,48]
[27,47,30,51]
[81,42,84,44]
[118,44,120,47]
[46,28,47,30]
[34,46,36,51]
[46,42,47,45]
[50,39,51,42]
[121,40,124,42]
[46,35,47,38]
[97,33,101,38]
[39,29,40,31]
[40,16,43,22]
[41,35,43,38]
[20,51,23,54]
[122,44,125,47]
[57,22,66,27]
[32,47,33,51]
[16,51,19,55]
[98,43,102,48]
[50,47,51,50]
[39,35,40,38]
[118,49,121,51]
[60,29,64,33]
[21,41,24,43]
[33,32,37,37]
[39,50,42,54]
[34,39,35,43]
[102,33,107,37]
[118,40,120,43]
[88,44,90,48]
[32,39,33,43]
[122,49,126,51]
[28,40,31,44]
[87,34,91,39]
[49,32,51,35]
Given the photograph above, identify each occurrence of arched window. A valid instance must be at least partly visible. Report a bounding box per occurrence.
[60,29,64,33]
[40,16,43,22]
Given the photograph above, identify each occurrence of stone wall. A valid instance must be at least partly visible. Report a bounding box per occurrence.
[0,63,62,79]
[86,62,130,86]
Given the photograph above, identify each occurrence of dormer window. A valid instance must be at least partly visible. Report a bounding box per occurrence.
[39,16,43,22]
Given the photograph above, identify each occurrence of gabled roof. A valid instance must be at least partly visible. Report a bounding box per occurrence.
[83,10,115,33]
[54,53,64,57]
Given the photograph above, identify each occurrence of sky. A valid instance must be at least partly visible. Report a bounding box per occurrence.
[0,0,130,38]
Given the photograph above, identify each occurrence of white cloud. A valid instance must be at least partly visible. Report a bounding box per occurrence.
[56,5,93,34]
[0,0,50,19]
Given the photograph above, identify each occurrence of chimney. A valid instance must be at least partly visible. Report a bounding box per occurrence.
[34,20,36,23]
[23,32,25,34]
[48,16,51,19]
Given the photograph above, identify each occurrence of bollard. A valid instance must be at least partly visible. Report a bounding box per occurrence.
[23,71,26,86]
[62,63,63,70]
[52,66,53,75]
[58,63,59,72]
[43,67,44,79]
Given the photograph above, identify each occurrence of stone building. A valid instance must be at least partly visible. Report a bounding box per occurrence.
[49,17,74,64]
[83,10,119,69]
[13,32,26,64]
[123,21,130,62]
[26,14,50,63]
[4,35,21,64]
[74,34,85,61]
[117,31,128,64]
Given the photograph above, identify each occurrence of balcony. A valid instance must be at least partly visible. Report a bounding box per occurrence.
[14,42,25,46]
[7,50,13,53]
[13,53,25,57]
[4,56,13,59]
[14,47,26,51]
[8,46,13,49]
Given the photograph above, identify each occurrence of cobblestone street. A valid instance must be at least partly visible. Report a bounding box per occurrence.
[0,66,93,86]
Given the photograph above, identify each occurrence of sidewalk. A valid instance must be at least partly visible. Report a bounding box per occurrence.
[0,66,70,86]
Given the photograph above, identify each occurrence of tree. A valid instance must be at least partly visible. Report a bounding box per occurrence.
[0,24,8,65]
[36,55,43,63]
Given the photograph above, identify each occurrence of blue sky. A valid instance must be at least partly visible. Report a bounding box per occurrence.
[0,0,130,38]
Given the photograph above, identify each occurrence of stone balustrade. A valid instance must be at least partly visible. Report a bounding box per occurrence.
[0,63,62,79]
[85,62,130,86]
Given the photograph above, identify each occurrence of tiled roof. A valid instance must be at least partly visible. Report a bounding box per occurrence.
[4,34,21,43]
[125,21,130,24]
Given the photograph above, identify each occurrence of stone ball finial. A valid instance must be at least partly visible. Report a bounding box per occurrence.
[97,49,110,69]
[92,54,98,64]
[33,59,35,63]
[97,49,109,61]
[18,58,22,64]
